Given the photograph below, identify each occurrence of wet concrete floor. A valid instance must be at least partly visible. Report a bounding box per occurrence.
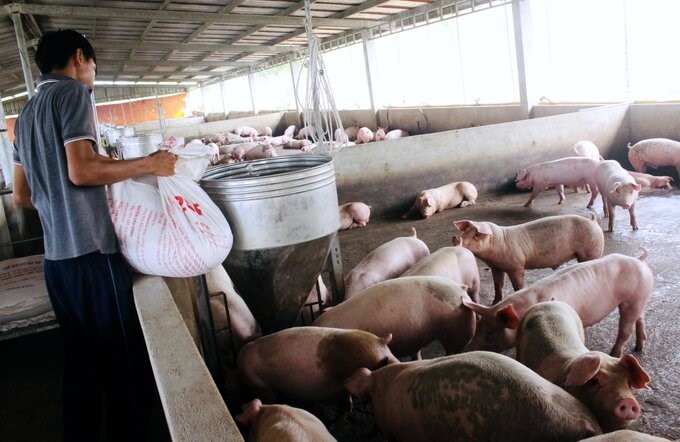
[330,187,680,441]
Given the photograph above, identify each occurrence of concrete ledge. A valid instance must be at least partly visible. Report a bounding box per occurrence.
[133,275,243,442]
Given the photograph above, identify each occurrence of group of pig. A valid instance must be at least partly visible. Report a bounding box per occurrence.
[516,138,677,232]
[333,125,410,144]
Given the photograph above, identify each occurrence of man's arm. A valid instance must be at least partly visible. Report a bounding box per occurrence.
[12,164,36,209]
[65,139,177,186]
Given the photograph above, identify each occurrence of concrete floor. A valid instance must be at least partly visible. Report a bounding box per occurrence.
[2,187,679,441]
[329,187,680,441]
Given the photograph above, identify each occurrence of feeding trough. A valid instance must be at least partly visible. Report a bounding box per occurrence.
[200,155,340,334]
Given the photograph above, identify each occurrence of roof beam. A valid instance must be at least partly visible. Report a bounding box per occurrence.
[5,3,368,29]
[91,40,293,54]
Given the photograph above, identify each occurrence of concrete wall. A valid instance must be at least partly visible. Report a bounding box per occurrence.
[159,112,286,140]
[628,103,680,143]
[333,103,631,216]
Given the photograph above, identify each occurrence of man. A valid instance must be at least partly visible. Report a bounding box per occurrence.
[12,29,177,440]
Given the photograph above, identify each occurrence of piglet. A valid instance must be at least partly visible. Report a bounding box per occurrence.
[234,126,259,138]
[627,170,673,189]
[237,327,398,403]
[356,127,374,144]
[339,202,371,230]
[344,352,601,441]
[454,213,604,304]
[236,399,337,442]
[573,140,604,160]
[283,125,297,138]
[343,227,430,299]
[402,243,480,303]
[296,125,316,140]
[385,129,409,140]
[463,249,653,357]
[628,138,680,176]
[314,276,476,358]
[244,143,277,161]
[595,160,641,231]
[374,126,388,141]
[515,157,600,207]
[580,430,673,442]
[515,301,650,431]
[284,139,312,151]
[402,181,478,219]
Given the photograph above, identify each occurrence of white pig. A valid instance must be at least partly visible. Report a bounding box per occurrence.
[573,140,604,160]
[344,227,430,299]
[344,352,602,441]
[374,126,388,141]
[339,202,371,230]
[402,244,480,303]
[295,125,316,140]
[516,301,651,431]
[314,276,476,357]
[385,129,409,140]
[402,181,478,219]
[627,170,674,189]
[595,160,642,232]
[283,125,297,138]
[454,214,604,304]
[627,138,680,176]
[515,157,600,207]
[283,139,312,151]
[356,127,374,144]
[236,399,337,442]
[234,126,259,137]
[244,143,277,161]
[463,249,653,357]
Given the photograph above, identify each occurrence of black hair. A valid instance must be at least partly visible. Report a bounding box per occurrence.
[35,29,96,74]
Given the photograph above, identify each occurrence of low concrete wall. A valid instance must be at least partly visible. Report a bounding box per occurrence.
[333,103,631,216]
[133,275,243,442]
[163,112,286,140]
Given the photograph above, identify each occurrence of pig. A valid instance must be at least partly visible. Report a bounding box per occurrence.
[296,125,316,140]
[627,170,673,189]
[343,227,430,299]
[402,244,480,302]
[236,399,337,442]
[224,131,246,143]
[627,137,680,176]
[234,126,259,137]
[231,144,246,162]
[463,249,653,357]
[339,202,371,230]
[314,276,476,357]
[244,143,277,161]
[283,139,312,151]
[335,126,359,143]
[296,275,330,326]
[356,127,374,144]
[202,133,226,145]
[206,265,261,369]
[453,213,604,304]
[344,125,359,141]
[580,430,673,442]
[374,126,388,141]
[283,125,297,138]
[573,140,604,160]
[237,326,398,403]
[263,134,290,147]
[334,128,348,143]
[515,157,601,207]
[385,129,409,140]
[402,181,478,219]
[344,351,602,441]
[515,301,650,431]
[264,126,272,137]
[595,160,642,232]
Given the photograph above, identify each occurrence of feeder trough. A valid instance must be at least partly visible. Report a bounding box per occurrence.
[200,155,340,334]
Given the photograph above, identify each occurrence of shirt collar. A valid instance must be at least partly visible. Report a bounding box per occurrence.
[36,73,92,93]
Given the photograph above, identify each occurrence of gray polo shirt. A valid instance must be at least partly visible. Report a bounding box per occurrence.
[13,73,118,260]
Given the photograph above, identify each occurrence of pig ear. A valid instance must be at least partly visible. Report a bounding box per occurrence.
[344,367,372,399]
[620,354,651,389]
[380,332,393,346]
[454,220,471,232]
[633,183,642,191]
[495,304,521,329]
[669,177,675,184]
[564,354,602,387]
[235,398,263,425]
[462,299,493,317]
[612,182,622,193]
[426,197,434,207]
[470,221,493,236]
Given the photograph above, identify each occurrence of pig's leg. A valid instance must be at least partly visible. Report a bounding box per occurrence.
[607,202,616,232]
[491,269,507,304]
[506,270,526,293]
[629,204,638,231]
[634,315,647,352]
[610,314,637,357]
[524,188,542,207]
[587,182,599,209]
[556,185,566,204]
[460,200,474,208]
[585,184,591,194]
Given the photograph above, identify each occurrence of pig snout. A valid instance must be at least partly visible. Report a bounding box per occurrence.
[615,397,641,421]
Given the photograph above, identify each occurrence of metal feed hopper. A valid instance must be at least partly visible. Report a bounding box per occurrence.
[200,155,340,334]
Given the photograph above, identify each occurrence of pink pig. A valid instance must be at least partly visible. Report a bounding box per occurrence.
[314,276,476,358]
[244,143,277,161]
[344,352,601,441]
[234,126,259,137]
[516,301,650,431]
[339,202,371,230]
[454,214,604,304]
[573,140,604,160]
[343,227,430,299]
[385,129,409,140]
[295,125,316,140]
[463,249,653,357]
[595,160,642,232]
[402,244,481,303]
[628,138,680,176]
[402,181,478,219]
[283,125,297,138]
[356,127,374,144]
[627,170,673,189]
[515,157,600,207]
[374,126,388,141]
[236,399,336,442]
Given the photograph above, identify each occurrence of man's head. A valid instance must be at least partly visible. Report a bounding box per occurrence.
[35,29,97,87]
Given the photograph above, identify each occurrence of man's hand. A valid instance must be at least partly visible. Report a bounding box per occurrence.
[147,150,177,177]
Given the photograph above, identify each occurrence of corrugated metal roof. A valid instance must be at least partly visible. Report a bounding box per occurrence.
[0,0,507,105]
